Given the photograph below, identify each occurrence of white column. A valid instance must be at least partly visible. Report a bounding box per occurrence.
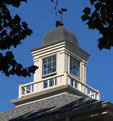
[84,62,87,84]
[64,52,69,85]
[80,61,87,93]
[80,61,87,83]
[64,72,68,85]
[34,58,42,92]
[18,84,22,98]
[64,52,69,73]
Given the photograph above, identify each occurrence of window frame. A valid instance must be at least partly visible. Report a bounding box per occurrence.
[42,54,57,78]
[69,55,80,79]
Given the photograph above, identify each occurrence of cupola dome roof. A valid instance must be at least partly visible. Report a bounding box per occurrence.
[41,27,79,47]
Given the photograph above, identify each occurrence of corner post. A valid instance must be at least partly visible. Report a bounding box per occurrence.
[18,85,22,98]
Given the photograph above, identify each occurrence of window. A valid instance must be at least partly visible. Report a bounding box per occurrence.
[70,56,80,78]
[42,55,56,76]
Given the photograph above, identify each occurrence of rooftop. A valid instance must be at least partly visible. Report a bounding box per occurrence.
[0,92,104,121]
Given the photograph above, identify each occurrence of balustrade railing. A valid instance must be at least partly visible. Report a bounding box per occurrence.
[18,74,64,98]
[18,73,100,100]
[68,74,100,100]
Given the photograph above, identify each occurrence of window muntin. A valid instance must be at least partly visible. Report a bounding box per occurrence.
[42,55,56,76]
[70,56,80,78]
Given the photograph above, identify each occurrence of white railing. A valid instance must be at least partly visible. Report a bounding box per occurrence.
[18,73,100,100]
[67,74,100,100]
[19,74,64,98]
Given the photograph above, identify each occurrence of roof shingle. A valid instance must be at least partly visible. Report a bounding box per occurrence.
[0,93,101,121]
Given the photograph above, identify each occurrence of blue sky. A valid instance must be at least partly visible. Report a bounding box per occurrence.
[0,0,113,112]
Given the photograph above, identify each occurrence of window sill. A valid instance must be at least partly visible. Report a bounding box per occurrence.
[69,73,80,81]
[42,72,57,78]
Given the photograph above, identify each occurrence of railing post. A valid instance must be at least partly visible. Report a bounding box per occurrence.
[30,84,33,93]
[18,85,22,98]
[48,79,49,88]
[54,78,57,86]
[78,83,81,92]
[34,82,38,92]
[24,86,27,95]
[97,90,100,100]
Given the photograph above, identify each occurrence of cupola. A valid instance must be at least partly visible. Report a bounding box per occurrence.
[11,27,100,106]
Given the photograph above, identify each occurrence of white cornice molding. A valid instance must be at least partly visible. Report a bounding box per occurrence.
[32,41,65,55]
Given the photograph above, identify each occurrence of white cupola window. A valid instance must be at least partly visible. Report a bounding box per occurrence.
[42,55,56,77]
[70,56,80,78]
[42,55,56,88]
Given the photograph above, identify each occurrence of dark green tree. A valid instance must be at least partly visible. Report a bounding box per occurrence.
[0,0,38,77]
[1,0,113,77]
[51,0,113,50]
[82,0,113,50]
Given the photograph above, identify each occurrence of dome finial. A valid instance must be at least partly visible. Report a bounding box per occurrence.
[56,8,67,27]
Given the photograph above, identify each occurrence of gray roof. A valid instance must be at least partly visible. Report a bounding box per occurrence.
[41,27,79,47]
[0,93,102,121]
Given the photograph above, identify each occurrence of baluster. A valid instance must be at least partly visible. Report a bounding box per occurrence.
[30,84,33,93]
[48,80,49,88]
[97,91,100,100]
[24,86,27,95]
[89,90,91,97]
[75,80,77,89]
[78,82,81,91]
[55,77,57,86]
[95,92,97,100]
[92,93,95,99]
[52,78,54,86]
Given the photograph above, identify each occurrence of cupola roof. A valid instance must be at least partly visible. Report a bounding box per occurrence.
[41,27,79,47]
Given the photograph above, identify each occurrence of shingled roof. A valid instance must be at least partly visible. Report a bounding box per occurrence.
[0,92,104,121]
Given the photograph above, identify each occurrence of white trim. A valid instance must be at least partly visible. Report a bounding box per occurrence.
[34,51,58,62]
[65,48,87,63]
[32,41,65,54]
[42,72,57,78]
[32,44,65,59]
[69,56,80,79]
[16,92,67,108]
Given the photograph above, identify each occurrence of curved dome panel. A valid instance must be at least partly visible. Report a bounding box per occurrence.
[41,27,79,47]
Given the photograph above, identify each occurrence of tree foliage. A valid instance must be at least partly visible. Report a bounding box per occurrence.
[51,0,113,50]
[0,0,113,77]
[0,0,38,77]
[82,0,113,50]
